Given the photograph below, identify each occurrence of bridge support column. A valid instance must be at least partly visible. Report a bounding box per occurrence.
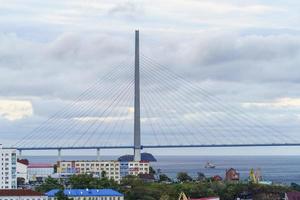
[58,149,62,161]
[96,148,101,161]
[134,30,141,162]
[18,150,22,159]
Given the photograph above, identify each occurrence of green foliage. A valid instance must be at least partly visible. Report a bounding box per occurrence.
[101,171,106,178]
[36,177,63,193]
[291,182,300,191]
[196,172,206,182]
[177,172,193,182]
[159,174,172,182]
[35,173,293,200]
[149,166,156,175]
[69,174,119,190]
[55,190,70,200]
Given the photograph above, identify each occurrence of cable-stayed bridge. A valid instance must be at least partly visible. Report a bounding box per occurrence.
[7,31,300,160]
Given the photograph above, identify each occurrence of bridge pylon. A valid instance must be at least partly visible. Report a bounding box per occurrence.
[134,30,141,161]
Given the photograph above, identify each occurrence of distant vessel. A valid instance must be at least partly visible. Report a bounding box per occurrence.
[205,162,216,168]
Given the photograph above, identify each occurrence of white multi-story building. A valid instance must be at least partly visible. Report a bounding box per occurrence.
[16,161,28,184]
[120,161,150,177]
[57,160,121,182]
[0,145,17,189]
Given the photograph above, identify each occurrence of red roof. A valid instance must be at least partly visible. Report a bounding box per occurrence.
[0,189,44,196]
[17,159,29,166]
[28,163,53,168]
[287,192,300,199]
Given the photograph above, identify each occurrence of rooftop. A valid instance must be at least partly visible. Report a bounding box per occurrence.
[0,189,45,197]
[28,163,53,168]
[46,189,123,197]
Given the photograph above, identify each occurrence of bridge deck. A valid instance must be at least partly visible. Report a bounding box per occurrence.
[5,143,300,151]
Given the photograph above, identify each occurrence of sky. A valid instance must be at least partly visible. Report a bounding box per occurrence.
[1,0,300,155]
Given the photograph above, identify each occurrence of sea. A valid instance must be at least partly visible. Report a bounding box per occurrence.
[23,155,300,185]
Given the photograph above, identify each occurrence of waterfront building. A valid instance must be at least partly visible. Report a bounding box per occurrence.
[225,168,240,182]
[57,160,150,182]
[120,161,149,177]
[16,161,28,185]
[27,163,54,182]
[46,189,124,200]
[57,160,121,182]
[0,189,46,200]
[0,145,17,189]
[212,175,222,182]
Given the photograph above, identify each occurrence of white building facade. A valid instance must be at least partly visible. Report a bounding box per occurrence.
[120,161,150,177]
[16,162,28,184]
[0,145,17,189]
[57,160,150,182]
[57,160,121,182]
[27,164,54,182]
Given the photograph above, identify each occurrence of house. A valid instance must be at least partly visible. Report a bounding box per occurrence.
[28,163,54,182]
[225,168,240,182]
[138,173,155,182]
[17,160,28,185]
[46,189,124,200]
[0,189,47,200]
[212,175,222,182]
[285,191,300,200]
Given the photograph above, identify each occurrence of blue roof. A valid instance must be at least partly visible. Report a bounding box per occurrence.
[46,189,123,197]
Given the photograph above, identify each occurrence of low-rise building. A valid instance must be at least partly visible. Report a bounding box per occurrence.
[120,161,149,177]
[225,168,240,182]
[28,163,54,182]
[16,161,28,185]
[0,189,47,200]
[46,189,124,200]
[212,175,222,182]
[57,160,121,182]
[0,145,17,189]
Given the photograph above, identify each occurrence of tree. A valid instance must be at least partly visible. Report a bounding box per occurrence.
[55,190,70,200]
[149,166,156,175]
[159,174,172,182]
[101,171,107,178]
[17,177,25,186]
[177,172,193,182]
[196,172,206,182]
[291,182,300,191]
[160,194,170,200]
[69,174,94,189]
[36,177,63,193]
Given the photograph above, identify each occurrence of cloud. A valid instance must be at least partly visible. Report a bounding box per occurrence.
[0,100,33,121]
[243,98,300,108]
[1,0,300,151]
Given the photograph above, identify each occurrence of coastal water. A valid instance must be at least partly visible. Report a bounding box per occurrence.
[23,155,300,185]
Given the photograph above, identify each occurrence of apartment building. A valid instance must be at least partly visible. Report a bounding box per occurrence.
[57,160,150,181]
[57,160,121,182]
[120,161,150,177]
[0,145,17,189]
